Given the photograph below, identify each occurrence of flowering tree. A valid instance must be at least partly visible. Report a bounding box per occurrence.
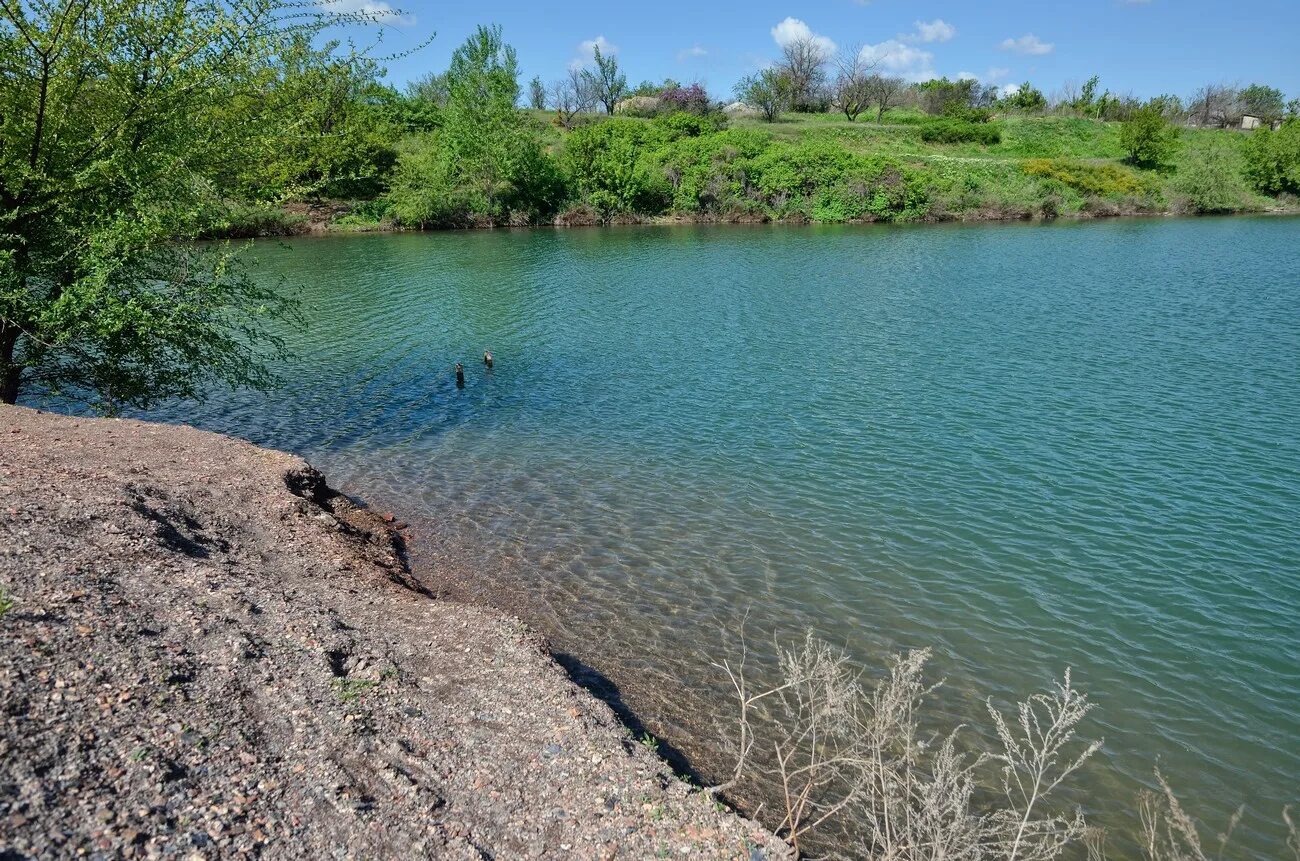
[660,84,711,115]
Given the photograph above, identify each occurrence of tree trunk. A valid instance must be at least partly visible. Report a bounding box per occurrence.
[1,326,20,405]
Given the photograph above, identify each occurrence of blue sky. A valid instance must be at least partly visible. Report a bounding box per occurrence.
[339,0,1299,101]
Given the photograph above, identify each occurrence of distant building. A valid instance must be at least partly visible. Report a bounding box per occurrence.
[1241,115,1262,130]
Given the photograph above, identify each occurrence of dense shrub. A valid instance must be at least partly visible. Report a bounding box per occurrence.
[651,110,728,141]
[746,141,928,221]
[1001,82,1048,112]
[562,119,672,215]
[1242,120,1300,196]
[646,135,927,221]
[387,128,566,226]
[918,77,980,116]
[1022,159,1155,197]
[941,104,994,124]
[1174,136,1254,213]
[387,26,568,227]
[201,202,311,238]
[1119,107,1181,168]
[653,129,770,212]
[920,120,1002,145]
[659,83,711,115]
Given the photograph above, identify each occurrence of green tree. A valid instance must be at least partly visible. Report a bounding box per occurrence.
[528,75,546,110]
[734,69,793,122]
[406,71,450,107]
[1240,84,1285,122]
[583,46,627,115]
[1146,94,1185,121]
[0,0,357,409]
[832,52,872,122]
[233,36,402,201]
[867,74,906,122]
[1072,75,1101,116]
[918,77,977,115]
[1002,82,1047,112]
[1242,120,1300,196]
[1119,107,1181,168]
[387,26,564,226]
[1175,136,1251,213]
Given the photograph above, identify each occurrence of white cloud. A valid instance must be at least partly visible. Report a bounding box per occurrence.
[1000,34,1054,55]
[571,35,617,69]
[677,44,708,61]
[1001,83,1022,97]
[911,19,955,44]
[958,67,1013,84]
[860,40,936,82]
[771,17,837,55]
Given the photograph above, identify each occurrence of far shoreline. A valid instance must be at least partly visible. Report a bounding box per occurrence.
[209,201,1300,242]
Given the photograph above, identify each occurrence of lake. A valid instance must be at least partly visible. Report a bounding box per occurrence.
[115,218,1300,852]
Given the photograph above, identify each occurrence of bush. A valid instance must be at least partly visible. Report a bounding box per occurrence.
[1001,82,1047,112]
[941,104,994,124]
[923,160,1051,220]
[1242,120,1300,196]
[651,110,727,141]
[386,129,566,227]
[920,119,1003,145]
[562,119,672,215]
[918,77,979,116]
[1022,159,1155,197]
[659,83,711,115]
[653,129,770,212]
[202,202,310,238]
[714,636,1099,858]
[1119,107,1181,168]
[747,141,928,221]
[332,198,394,230]
[1174,136,1254,213]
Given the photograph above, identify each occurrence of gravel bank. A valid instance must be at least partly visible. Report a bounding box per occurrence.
[0,406,790,860]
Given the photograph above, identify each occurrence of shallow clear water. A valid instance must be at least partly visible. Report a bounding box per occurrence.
[72,218,1300,850]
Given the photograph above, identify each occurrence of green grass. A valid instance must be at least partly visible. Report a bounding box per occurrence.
[993,116,1126,159]
[0,585,12,617]
[332,677,379,703]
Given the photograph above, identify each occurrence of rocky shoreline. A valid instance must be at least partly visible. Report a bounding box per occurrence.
[0,406,790,860]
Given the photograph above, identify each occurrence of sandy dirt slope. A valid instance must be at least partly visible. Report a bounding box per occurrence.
[0,406,789,860]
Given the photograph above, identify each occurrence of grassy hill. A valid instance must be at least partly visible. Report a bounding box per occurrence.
[252,108,1294,235]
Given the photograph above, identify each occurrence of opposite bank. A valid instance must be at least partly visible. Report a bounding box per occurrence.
[0,406,789,860]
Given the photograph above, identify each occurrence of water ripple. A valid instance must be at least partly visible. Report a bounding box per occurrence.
[100,218,1300,854]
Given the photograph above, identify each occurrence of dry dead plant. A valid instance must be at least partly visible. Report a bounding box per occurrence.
[1132,768,1258,861]
[985,669,1101,861]
[712,631,1102,860]
[711,631,868,855]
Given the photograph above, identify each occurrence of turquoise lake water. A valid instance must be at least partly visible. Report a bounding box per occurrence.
[93,218,1298,851]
